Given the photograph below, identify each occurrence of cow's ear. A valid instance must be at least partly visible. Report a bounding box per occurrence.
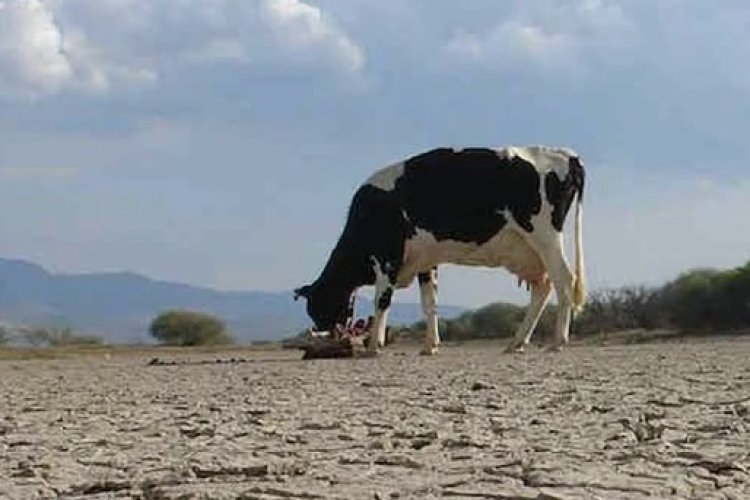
[294,284,312,301]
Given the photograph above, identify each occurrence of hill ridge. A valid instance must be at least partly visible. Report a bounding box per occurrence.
[0,257,464,343]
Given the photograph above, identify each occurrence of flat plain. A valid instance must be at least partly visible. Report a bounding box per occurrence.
[1,338,749,499]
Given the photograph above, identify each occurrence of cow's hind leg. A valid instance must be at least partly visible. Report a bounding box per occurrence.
[534,236,575,351]
[504,277,552,353]
[418,267,440,356]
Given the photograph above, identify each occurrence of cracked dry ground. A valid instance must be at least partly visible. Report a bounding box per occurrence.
[2,340,750,500]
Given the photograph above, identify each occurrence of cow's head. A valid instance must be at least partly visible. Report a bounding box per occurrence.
[294,282,352,332]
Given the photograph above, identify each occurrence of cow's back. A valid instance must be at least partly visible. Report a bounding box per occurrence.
[390,148,542,244]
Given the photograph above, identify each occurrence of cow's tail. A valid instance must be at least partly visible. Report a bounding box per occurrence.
[572,161,586,313]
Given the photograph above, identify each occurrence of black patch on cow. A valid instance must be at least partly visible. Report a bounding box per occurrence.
[418,268,438,292]
[544,173,567,232]
[395,148,541,242]
[298,184,415,330]
[569,156,585,202]
[377,288,393,311]
[544,161,583,233]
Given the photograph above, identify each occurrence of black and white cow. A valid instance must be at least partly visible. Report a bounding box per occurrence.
[295,146,586,354]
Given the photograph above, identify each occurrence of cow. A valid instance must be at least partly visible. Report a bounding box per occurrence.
[295,146,586,354]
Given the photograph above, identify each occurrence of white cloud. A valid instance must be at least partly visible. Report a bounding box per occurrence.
[259,0,365,74]
[442,0,634,76]
[0,0,365,99]
[446,21,576,71]
[0,0,72,92]
[0,0,155,97]
[182,38,249,65]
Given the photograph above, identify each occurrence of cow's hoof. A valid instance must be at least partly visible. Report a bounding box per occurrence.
[503,343,525,354]
[419,346,439,356]
[546,344,565,353]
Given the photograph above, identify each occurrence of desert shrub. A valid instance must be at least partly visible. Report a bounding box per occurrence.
[574,260,750,334]
[405,315,462,342]
[468,302,526,338]
[406,303,526,341]
[19,326,104,347]
[441,315,472,341]
[0,326,13,345]
[574,286,665,335]
[149,310,233,346]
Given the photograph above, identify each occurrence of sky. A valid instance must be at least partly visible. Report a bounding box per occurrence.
[0,0,749,309]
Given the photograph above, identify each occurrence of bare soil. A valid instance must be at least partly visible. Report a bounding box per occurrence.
[1,338,750,499]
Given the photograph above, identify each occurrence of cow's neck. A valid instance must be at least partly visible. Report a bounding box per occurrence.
[313,241,371,298]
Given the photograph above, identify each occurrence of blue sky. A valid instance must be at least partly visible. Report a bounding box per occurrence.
[0,0,748,308]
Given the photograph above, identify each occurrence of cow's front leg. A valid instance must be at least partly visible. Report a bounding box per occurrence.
[370,285,393,352]
[418,267,440,355]
[368,257,395,353]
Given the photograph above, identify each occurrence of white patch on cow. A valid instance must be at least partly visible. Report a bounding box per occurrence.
[499,145,576,180]
[398,226,546,289]
[396,223,559,352]
[366,161,404,192]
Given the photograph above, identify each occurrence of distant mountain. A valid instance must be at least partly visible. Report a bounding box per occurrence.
[0,258,465,344]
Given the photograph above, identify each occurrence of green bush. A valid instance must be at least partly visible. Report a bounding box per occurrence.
[659,269,719,329]
[0,326,12,345]
[660,262,750,330]
[468,302,525,338]
[149,310,233,346]
[406,304,525,341]
[20,326,104,347]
